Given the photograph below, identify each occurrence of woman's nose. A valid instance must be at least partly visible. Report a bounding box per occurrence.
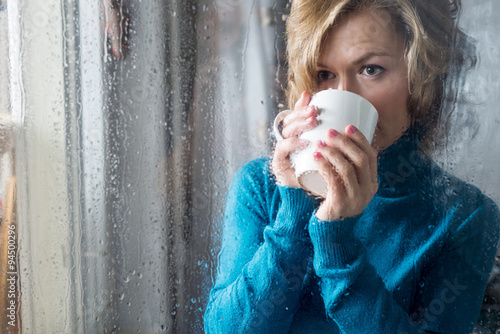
[336,76,351,92]
[318,75,359,94]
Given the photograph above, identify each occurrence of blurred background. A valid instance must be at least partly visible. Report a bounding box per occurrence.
[0,0,498,333]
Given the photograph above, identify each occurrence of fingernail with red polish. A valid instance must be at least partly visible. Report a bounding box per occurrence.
[317,140,326,148]
[313,152,323,160]
[348,125,357,134]
[328,129,338,137]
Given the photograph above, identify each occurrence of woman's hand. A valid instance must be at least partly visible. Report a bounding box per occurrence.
[272,92,319,188]
[314,125,378,221]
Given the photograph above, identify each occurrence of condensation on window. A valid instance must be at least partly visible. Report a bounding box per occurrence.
[0,0,498,333]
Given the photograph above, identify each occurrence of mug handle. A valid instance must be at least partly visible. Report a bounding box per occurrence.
[273,110,292,141]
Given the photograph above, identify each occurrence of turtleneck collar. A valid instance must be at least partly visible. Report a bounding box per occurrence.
[376,127,430,195]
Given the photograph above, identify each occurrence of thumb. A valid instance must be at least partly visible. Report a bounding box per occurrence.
[295,91,312,110]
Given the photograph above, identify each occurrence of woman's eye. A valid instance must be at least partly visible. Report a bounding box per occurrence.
[317,70,334,81]
[362,65,384,76]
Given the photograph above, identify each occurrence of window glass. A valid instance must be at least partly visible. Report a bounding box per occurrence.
[1,0,499,332]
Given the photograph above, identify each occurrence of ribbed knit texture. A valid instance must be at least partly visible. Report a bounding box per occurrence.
[309,216,360,268]
[205,130,500,334]
[273,186,319,238]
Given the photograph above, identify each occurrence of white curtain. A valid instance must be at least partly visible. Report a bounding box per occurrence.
[3,0,284,332]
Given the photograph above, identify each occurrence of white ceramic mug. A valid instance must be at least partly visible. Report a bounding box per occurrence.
[274,89,378,197]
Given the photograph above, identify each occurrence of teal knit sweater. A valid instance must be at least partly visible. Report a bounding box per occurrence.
[205,130,500,333]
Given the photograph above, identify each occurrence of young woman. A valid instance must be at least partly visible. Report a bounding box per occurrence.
[205,0,500,333]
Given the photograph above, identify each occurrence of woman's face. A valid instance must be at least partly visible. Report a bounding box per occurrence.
[316,10,411,150]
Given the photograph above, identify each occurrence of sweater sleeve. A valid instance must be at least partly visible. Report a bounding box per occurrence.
[204,159,319,333]
[308,196,500,334]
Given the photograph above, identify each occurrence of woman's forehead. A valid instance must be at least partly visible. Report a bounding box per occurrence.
[321,11,404,55]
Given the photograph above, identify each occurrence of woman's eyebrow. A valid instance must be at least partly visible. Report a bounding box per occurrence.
[317,51,393,68]
[352,51,392,65]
